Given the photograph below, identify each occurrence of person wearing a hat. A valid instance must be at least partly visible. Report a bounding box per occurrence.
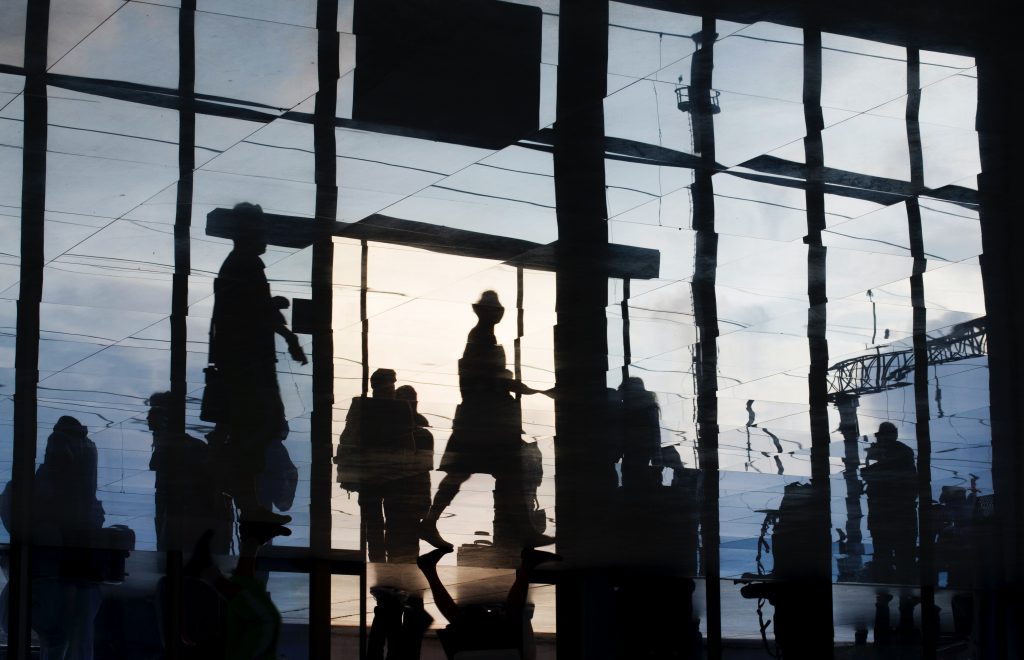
[419,291,554,551]
[862,421,918,583]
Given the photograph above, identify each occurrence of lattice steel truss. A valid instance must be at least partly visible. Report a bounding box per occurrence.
[826,317,988,401]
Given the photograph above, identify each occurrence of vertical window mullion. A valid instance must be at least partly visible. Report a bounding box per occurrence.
[905,45,938,659]
[689,13,722,660]
[802,24,836,654]
[8,1,51,657]
[311,0,340,657]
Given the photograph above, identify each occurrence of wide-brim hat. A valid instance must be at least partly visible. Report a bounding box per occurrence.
[875,421,898,437]
[472,290,504,312]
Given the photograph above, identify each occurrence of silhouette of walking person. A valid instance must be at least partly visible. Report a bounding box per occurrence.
[205,202,306,526]
[335,368,418,562]
[418,291,553,551]
[862,421,918,583]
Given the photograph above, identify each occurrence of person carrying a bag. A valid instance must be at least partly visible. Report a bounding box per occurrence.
[203,203,307,527]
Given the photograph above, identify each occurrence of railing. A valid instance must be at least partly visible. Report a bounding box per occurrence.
[675,77,722,114]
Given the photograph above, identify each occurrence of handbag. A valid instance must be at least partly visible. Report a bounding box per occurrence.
[200,365,228,423]
[200,286,228,424]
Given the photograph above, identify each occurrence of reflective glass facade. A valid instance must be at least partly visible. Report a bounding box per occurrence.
[1,1,1020,659]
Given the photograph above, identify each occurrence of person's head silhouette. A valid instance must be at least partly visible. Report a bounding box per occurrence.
[147,391,173,432]
[395,384,418,412]
[619,376,658,410]
[874,421,898,444]
[370,368,397,398]
[472,290,504,325]
[619,376,648,396]
[230,202,267,255]
[53,415,88,439]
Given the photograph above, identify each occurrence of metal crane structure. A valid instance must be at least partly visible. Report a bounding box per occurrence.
[827,316,988,581]
[827,317,988,402]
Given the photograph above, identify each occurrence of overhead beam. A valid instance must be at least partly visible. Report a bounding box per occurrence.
[205,209,661,280]
[0,68,975,212]
[614,0,980,57]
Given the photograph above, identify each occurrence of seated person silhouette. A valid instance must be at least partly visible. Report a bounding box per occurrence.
[336,368,418,562]
[205,202,307,527]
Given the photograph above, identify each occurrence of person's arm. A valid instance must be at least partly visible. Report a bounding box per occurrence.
[275,325,308,364]
[509,380,539,396]
[502,374,555,398]
[271,297,308,364]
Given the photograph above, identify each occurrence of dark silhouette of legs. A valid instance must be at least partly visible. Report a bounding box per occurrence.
[367,587,405,660]
[383,482,420,562]
[360,490,387,563]
[420,473,469,550]
[416,548,460,623]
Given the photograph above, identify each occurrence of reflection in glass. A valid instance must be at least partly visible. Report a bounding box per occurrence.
[1,0,1009,656]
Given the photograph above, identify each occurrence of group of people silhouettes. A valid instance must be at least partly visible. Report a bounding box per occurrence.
[201,204,564,658]
[337,288,555,561]
[336,368,433,563]
[153,201,302,659]
[738,419,936,657]
[0,201,959,659]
